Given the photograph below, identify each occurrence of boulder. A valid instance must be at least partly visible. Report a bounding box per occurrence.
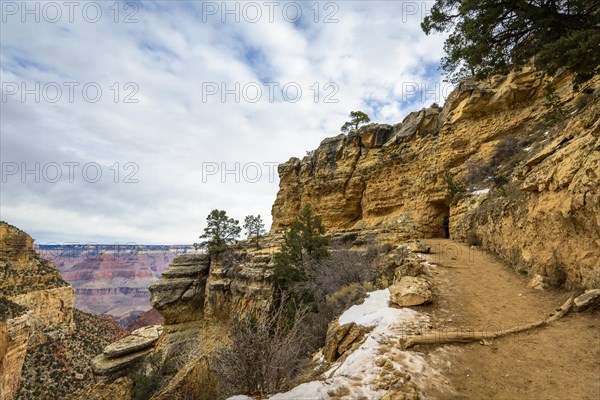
[103,325,162,358]
[408,240,431,254]
[389,277,433,307]
[528,274,547,290]
[574,289,600,311]
[324,320,370,362]
[393,260,423,283]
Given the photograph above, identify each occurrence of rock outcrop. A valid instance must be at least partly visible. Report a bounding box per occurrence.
[271,69,600,288]
[323,320,371,363]
[90,244,278,397]
[149,254,210,327]
[0,221,76,400]
[0,309,31,400]
[92,325,162,381]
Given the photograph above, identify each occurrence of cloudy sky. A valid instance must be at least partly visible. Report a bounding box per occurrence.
[1,1,448,244]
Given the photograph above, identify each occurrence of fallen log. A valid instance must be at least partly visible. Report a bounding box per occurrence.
[401,295,574,349]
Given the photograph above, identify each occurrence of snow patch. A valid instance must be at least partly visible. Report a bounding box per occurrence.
[524,146,532,152]
[339,289,419,327]
[268,289,441,400]
[269,381,331,399]
[472,188,490,195]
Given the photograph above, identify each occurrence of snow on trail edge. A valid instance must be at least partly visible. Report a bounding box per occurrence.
[266,288,442,400]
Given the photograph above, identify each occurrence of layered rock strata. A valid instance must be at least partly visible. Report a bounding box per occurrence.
[271,70,600,288]
[0,221,76,400]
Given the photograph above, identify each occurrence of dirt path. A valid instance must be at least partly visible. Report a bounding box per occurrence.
[416,239,600,400]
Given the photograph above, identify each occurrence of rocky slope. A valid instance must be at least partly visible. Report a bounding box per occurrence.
[272,69,599,289]
[16,310,126,400]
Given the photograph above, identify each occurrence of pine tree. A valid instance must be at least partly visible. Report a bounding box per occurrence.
[244,214,266,249]
[422,0,600,86]
[195,209,241,258]
[341,111,371,132]
[274,205,329,286]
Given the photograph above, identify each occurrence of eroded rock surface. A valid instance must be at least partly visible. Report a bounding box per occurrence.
[0,221,76,399]
[389,277,433,307]
[271,70,600,288]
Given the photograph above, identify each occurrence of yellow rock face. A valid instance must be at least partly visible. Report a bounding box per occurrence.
[272,70,600,288]
[0,222,76,399]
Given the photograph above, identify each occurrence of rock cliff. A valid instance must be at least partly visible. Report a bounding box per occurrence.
[271,69,599,288]
[0,221,76,400]
[87,244,278,397]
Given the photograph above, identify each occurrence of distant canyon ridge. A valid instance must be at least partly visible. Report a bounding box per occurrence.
[38,244,196,326]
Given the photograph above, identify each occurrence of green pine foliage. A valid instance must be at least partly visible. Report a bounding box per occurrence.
[195,209,241,258]
[273,205,330,287]
[341,111,371,132]
[243,215,266,249]
[422,0,599,86]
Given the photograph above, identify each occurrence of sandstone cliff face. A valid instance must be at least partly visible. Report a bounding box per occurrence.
[0,310,31,400]
[271,70,599,288]
[0,222,77,399]
[90,245,278,397]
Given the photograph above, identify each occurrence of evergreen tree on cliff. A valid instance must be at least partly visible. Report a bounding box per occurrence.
[274,205,330,286]
[341,111,371,132]
[422,0,600,86]
[195,209,241,258]
[244,214,266,249]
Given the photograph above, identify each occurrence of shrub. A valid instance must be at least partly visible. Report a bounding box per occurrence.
[130,351,177,400]
[543,82,567,123]
[212,299,310,397]
[466,230,482,246]
[575,91,593,110]
[0,296,28,321]
[274,204,330,288]
[464,159,493,187]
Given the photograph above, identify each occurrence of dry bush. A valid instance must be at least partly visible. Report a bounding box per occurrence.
[212,298,310,397]
[295,247,379,349]
[466,229,482,246]
[170,357,220,400]
[302,247,378,303]
[464,159,494,186]
[302,281,375,350]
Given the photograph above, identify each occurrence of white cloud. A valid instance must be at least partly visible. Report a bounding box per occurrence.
[0,1,446,244]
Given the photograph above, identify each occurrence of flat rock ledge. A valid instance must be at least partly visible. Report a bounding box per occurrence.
[92,325,163,380]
